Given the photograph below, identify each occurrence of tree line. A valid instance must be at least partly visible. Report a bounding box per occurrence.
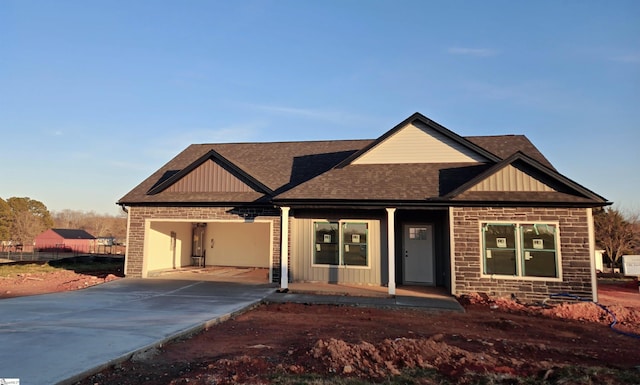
[0,196,126,246]
[1,196,639,266]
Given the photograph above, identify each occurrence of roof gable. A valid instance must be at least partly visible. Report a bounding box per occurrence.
[164,159,257,194]
[445,152,608,202]
[338,112,500,167]
[467,164,556,192]
[147,150,272,195]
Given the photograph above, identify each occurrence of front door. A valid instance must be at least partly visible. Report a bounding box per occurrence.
[403,224,434,285]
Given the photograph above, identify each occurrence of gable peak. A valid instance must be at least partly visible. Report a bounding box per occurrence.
[342,113,499,166]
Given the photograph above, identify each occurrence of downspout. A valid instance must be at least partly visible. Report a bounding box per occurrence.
[587,208,598,302]
[280,207,290,290]
[121,204,130,277]
[449,207,457,296]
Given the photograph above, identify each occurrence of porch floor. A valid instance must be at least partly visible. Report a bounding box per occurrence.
[272,283,464,312]
[287,282,450,299]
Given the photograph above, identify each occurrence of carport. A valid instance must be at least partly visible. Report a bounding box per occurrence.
[141,219,273,282]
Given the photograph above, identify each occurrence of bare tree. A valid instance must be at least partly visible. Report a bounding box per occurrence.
[52,209,127,241]
[594,207,639,268]
[52,209,85,229]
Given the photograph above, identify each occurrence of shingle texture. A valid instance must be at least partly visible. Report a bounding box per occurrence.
[119,140,371,204]
[118,129,604,206]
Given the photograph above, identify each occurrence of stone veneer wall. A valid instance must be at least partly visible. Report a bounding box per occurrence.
[452,207,594,302]
[126,206,282,283]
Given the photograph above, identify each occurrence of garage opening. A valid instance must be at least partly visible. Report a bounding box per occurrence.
[145,220,272,282]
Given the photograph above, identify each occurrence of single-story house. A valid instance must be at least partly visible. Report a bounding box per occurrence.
[117,112,609,301]
[34,228,96,253]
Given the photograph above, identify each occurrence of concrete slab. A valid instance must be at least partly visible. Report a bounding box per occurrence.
[0,278,463,385]
[0,278,275,385]
[266,291,465,312]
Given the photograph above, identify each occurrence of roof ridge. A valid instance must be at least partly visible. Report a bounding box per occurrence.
[196,138,374,146]
[464,134,523,138]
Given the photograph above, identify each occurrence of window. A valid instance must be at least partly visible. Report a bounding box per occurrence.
[521,224,558,278]
[314,221,368,266]
[483,224,517,275]
[314,221,339,265]
[482,223,559,278]
[409,227,429,240]
[342,222,367,266]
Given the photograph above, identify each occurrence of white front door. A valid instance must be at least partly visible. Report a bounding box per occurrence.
[403,224,434,285]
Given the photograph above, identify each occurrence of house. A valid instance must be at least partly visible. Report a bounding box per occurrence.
[117,113,609,302]
[34,228,96,253]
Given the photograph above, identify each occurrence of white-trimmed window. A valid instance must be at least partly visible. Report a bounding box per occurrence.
[314,221,368,267]
[482,222,559,278]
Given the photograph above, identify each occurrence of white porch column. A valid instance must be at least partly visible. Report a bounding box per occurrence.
[386,208,396,295]
[280,206,291,290]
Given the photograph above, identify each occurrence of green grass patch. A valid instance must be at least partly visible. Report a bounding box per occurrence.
[0,262,59,277]
[0,257,123,277]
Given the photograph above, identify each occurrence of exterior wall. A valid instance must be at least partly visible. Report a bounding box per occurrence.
[147,221,192,271]
[206,222,271,268]
[34,230,94,253]
[452,207,594,302]
[290,215,383,285]
[126,206,281,281]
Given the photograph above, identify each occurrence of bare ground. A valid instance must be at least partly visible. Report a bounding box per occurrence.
[1,266,639,384]
[0,261,122,299]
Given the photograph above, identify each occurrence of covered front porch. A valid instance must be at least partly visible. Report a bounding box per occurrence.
[279,206,452,296]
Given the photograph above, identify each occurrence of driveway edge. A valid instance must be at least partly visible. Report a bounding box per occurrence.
[58,301,265,385]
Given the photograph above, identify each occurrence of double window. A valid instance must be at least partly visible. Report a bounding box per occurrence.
[482,223,560,278]
[313,221,368,266]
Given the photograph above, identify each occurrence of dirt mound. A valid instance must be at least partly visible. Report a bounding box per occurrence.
[311,336,506,378]
[459,292,640,335]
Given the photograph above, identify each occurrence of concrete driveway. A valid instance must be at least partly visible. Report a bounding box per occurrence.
[0,278,275,385]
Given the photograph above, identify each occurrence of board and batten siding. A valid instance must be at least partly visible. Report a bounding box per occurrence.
[469,164,555,192]
[352,122,488,165]
[166,159,254,193]
[290,217,383,284]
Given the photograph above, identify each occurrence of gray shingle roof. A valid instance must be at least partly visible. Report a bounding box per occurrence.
[274,163,491,200]
[118,140,371,204]
[117,129,604,206]
[466,135,555,170]
[51,229,95,239]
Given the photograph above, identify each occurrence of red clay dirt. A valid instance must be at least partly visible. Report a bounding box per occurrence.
[0,268,121,299]
[77,280,638,384]
[1,268,638,384]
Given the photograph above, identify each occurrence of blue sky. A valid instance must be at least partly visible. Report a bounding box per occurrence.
[1,1,638,215]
